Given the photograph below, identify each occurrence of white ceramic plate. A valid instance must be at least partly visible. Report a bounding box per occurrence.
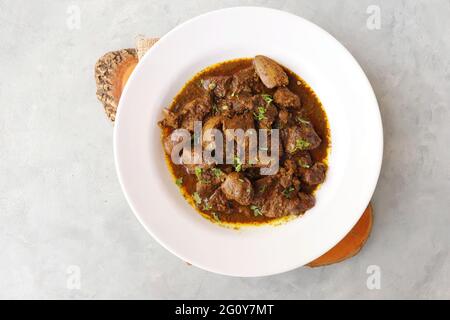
[114,7,383,277]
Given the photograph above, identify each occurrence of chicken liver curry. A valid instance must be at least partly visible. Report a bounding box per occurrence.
[159,56,330,226]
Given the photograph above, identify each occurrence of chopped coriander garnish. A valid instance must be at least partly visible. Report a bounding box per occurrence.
[296,117,310,124]
[250,205,263,216]
[253,106,267,121]
[259,185,267,193]
[211,168,224,178]
[212,212,220,221]
[192,192,202,205]
[295,139,311,151]
[282,186,295,198]
[195,167,211,184]
[233,156,243,172]
[298,159,310,168]
[203,200,212,211]
[261,94,273,104]
[194,167,203,180]
[175,177,183,186]
[259,185,267,194]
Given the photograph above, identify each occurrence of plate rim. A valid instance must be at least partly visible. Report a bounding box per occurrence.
[113,6,383,277]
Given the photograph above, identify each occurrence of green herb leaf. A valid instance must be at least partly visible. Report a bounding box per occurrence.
[208,82,217,90]
[192,192,202,205]
[233,156,243,172]
[296,116,310,124]
[253,106,267,121]
[295,139,311,151]
[194,167,203,180]
[212,212,220,221]
[175,177,183,186]
[211,168,224,178]
[250,205,263,217]
[203,200,212,211]
[261,94,273,104]
[282,186,295,198]
[298,159,310,168]
[259,185,267,193]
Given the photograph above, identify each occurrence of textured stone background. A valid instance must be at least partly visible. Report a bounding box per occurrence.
[0,0,449,299]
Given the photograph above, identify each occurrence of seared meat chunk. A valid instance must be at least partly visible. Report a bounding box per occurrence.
[278,109,289,126]
[160,95,213,132]
[195,167,227,198]
[258,183,309,218]
[302,162,327,185]
[274,87,301,108]
[227,93,254,113]
[254,176,275,195]
[283,122,321,153]
[258,104,277,129]
[252,176,308,218]
[159,108,179,129]
[252,94,278,129]
[297,192,316,212]
[291,151,313,174]
[231,66,264,95]
[196,180,215,198]
[278,159,297,189]
[179,96,212,131]
[253,55,289,89]
[260,195,298,217]
[208,188,229,213]
[221,172,253,205]
[202,76,232,98]
[223,111,255,132]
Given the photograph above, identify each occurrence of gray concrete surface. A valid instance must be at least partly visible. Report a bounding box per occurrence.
[0,0,449,299]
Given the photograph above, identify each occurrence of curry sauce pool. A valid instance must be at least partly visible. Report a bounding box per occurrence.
[159,56,330,226]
